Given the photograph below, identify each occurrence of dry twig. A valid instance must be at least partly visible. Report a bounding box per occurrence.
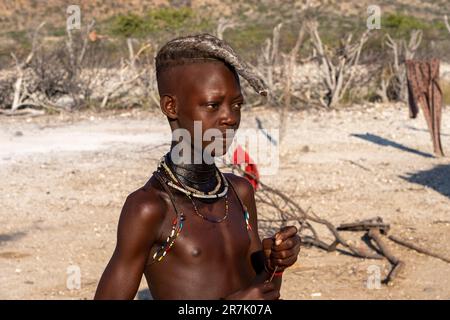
[368,228,405,285]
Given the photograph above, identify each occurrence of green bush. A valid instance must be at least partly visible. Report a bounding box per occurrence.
[383,13,429,32]
[225,24,272,63]
[109,7,212,38]
[145,7,194,32]
[110,13,145,37]
[381,13,447,39]
[7,30,30,47]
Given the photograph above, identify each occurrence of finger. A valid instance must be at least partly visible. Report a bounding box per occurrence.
[271,254,298,267]
[271,242,301,261]
[274,226,298,246]
[273,235,301,251]
[270,248,296,259]
[271,243,299,259]
[271,244,300,266]
[270,249,297,262]
[272,239,301,256]
[269,241,299,270]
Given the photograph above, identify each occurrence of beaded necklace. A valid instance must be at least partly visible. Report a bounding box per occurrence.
[150,160,252,264]
[159,155,229,199]
[161,155,229,223]
[152,213,185,262]
[188,193,229,223]
[183,171,222,195]
[151,171,186,263]
[243,206,252,231]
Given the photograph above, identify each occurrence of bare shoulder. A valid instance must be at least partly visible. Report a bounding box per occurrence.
[224,173,255,205]
[119,175,167,229]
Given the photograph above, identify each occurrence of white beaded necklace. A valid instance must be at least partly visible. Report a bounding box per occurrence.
[159,156,229,199]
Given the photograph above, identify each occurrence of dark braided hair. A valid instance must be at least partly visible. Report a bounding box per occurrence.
[155,33,268,96]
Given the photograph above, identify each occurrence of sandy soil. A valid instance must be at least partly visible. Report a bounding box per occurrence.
[1,103,450,300]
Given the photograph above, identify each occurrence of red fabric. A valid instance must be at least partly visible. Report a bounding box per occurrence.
[232,145,259,190]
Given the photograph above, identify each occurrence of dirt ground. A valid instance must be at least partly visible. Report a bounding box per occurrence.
[1,103,450,300]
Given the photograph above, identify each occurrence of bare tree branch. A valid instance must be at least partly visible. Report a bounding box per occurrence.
[306,20,369,108]
[444,15,450,34]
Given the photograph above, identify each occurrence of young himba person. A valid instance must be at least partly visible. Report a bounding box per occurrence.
[94,34,301,300]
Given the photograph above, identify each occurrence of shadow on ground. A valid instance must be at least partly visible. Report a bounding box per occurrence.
[351,133,434,158]
[0,231,27,245]
[400,164,450,199]
[405,125,450,137]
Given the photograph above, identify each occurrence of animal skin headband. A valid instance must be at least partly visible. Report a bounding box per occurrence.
[156,33,268,97]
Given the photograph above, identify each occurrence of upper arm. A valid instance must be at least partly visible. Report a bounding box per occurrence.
[94,188,165,299]
[228,175,263,264]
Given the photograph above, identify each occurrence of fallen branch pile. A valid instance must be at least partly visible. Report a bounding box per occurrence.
[224,162,450,286]
[0,21,159,116]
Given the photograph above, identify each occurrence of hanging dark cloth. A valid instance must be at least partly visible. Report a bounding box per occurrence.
[405,58,444,157]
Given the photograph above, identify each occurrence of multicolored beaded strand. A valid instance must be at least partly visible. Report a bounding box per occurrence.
[152,213,185,262]
[243,205,252,231]
[188,193,229,223]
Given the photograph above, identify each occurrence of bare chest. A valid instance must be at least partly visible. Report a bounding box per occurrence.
[150,193,251,264]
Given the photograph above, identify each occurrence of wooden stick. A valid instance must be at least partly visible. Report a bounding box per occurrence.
[338,217,390,234]
[266,266,279,283]
[388,234,450,264]
[338,222,390,233]
[368,228,405,285]
[383,260,405,285]
[368,229,398,264]
[0,108,45,116]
